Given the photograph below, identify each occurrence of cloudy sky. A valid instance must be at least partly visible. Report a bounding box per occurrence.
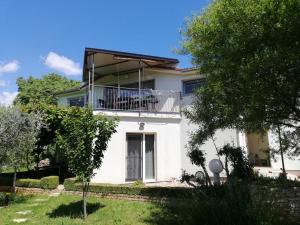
[0,0,209,106]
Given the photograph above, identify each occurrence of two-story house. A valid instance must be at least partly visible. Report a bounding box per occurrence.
[57,48,300,184]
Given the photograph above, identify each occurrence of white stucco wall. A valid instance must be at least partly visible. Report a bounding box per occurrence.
[57,68,300,184]
[92,114,182,184]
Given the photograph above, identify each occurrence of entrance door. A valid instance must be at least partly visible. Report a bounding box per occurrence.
[126,134,143,181]
[126,133,155,181]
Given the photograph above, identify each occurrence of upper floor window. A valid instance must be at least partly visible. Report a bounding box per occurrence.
[68,96,85,107]
[182,79,206,95]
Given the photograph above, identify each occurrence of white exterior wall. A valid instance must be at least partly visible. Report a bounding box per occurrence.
[92,114,182,184]
[57,68,300,184]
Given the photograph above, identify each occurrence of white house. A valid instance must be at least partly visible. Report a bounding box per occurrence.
[57,48,300,184]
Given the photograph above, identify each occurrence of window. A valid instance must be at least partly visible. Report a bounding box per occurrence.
[182,79,206,95]
[126,133,155,181]
[68,96,85,107]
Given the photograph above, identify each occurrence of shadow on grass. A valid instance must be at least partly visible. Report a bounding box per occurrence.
[47,200,104,219]
[143,200,198,225]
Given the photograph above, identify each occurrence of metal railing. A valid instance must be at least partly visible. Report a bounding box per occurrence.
[93,85,181,113]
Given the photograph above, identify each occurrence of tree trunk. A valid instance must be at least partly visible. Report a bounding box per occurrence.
[277,125,287,177]
[82,182,87,219]
[224,156,230,177]
[201,165,212,186]
[13,167,17,194]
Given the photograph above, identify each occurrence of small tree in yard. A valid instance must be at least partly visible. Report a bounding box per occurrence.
[0,106,44,192]
[57,107,117,219]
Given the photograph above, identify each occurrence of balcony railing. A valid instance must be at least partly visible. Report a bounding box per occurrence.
[93,85,181,113]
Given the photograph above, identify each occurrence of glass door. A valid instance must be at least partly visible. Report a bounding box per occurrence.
[126,133,156,182]
[126,134,143,181]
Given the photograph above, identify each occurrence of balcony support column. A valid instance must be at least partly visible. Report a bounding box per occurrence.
[138,60,141,112]
[91,53,95,109]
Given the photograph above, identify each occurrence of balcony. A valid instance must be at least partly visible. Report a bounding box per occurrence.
[93,85,181,114]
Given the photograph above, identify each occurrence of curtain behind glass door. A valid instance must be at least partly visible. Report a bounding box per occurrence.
[145,134,155,179]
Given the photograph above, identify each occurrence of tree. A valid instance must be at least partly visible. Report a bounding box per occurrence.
[15,73,80,106]
[218,144,254,180]
[0,106,44,192]
[15,73,80,168]
[56,107,117,219]
[180,0,300,171]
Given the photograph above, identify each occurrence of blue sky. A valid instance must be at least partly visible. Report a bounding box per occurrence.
[0,0,209,105]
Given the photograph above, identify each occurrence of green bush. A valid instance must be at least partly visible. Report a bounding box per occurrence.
[16,178,41,188]
[64,178,194,198]
[40,176,59,189]
[0,193,10,206]
[16,176,59,189]
[0,193,27,206]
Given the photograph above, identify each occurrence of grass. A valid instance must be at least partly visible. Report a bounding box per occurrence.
[0,194,187,225]
[0,191,297,225]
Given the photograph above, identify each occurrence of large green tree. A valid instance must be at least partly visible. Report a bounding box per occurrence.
[56,107,117,219]
[181,0,300,167]
[15,73,80,106]
[0,106,44,192]
[15,74,80,167]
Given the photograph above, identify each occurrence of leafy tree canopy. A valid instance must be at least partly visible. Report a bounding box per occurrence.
[181,0,300,143]
[15,73,80,106]
[0,106,44,192]
[56,107,118,218]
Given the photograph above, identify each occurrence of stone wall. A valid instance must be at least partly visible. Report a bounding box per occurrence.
[252,186,300,219]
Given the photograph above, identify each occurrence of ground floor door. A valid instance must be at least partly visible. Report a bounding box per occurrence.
[126,133,155,181]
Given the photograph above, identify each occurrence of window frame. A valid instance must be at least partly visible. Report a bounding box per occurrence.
[182,79,206,95]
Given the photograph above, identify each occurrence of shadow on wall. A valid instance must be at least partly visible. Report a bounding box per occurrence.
[47,200,104,219]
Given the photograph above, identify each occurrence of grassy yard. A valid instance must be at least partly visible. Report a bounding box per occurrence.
[0,194,189,225]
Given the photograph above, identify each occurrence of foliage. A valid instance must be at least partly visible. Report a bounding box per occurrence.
[40,176,59,189]
[132,180,145,188]
[183,143,212,186]
[64,178,195,198]
[218,144,254,180]
[0,106,44,192]
[16,178,41,188]
[181,0,300,155]
[24,103,70,169]
[15,176,59,189]
[15,73,80,106]
[0,193,26,206]
[253,173,300,187]
[56,107,118,218]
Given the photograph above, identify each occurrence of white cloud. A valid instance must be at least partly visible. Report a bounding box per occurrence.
[43,52,81,76]
[0,80,7,87]
[0,91,18,106]
[0,60,19,74]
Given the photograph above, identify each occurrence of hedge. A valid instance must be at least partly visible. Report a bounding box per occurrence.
[16,176,59,189]
[64,178,195,198]
[40,176,59,189]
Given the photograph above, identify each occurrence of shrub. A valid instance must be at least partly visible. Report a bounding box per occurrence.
[16,176,59,189]
[40,176,59,189]
[0,193,27,206]
[64,178,194,198]
[0,193,10,206]
[16,178,41,188]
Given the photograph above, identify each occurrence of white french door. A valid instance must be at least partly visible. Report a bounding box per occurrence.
[126,133,156,182]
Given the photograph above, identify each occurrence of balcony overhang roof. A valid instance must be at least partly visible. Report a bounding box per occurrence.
[83,48,179,82]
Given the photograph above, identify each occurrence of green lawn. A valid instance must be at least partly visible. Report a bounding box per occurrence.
[0,194,188,225]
